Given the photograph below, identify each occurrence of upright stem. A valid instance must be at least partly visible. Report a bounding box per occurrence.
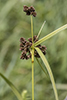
[32,49,34,100]
[31,15,34,43]
[31,15,34,100]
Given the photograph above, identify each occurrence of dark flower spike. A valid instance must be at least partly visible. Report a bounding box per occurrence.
[20,35,47,60]
[31,12,37,17]
[23,5,28,12]
[28,38,32,42]
[23,5,37,17]
[28,6,35,12]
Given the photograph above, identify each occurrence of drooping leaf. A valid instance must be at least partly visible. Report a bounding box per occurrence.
[34,24,67,46]
[36,57,49,78]
[35,47,59,100]
[0,73,22,100]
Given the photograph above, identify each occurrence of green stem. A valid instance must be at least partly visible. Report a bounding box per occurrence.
[31,15,34,43]
[31,15,34,100]
[31,49,34,100]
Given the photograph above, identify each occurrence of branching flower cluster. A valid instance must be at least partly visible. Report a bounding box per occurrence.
[20,35,47,60]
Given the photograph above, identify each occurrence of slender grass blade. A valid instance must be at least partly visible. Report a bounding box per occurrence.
[37,21,46,39]
[0,73,22,100]
[35,47,59,100]
[34,24,67,46]
[36,57,49,78]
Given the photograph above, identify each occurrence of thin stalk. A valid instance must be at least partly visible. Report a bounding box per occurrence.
[31,15,34,100]
[31,15,34,43]
[31,49,34,100]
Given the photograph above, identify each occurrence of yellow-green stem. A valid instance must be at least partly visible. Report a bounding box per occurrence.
[31,15,34,100]
[32,49,34,100]
[31,15,34,43]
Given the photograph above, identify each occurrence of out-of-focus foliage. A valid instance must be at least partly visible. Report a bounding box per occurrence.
[0,0,67,100]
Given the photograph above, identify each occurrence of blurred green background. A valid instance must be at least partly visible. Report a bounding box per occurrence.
[0,0,67,100]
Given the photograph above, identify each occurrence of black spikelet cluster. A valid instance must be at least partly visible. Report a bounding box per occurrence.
[20,35,47,60]
[23,5,37,17]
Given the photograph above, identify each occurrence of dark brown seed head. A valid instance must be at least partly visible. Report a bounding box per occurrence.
[26,11,30,15]
[31,12,37,17]
[33,35,38,42]
[43,51,46,55]
[20,35,47,60]
[26,42,31,47]
[23,5,37,17]
[28,6,35,12]
[23,5,28,12]
[28,38,32,43]
[41,46,47,51]
[20,37,26,42]
[19,47,24,51]
[20,43,24,47]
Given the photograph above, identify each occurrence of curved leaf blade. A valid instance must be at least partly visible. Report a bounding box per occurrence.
[34,24,67,46]
[35,47,59,100]
[0,73,22,100]
[36,57,49,78]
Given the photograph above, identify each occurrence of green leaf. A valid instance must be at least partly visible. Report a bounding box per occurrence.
[0,73,22,100]
[37,21,46,39]
[36,57,49,78]
[35,47,59,100]
[34,24,67,46]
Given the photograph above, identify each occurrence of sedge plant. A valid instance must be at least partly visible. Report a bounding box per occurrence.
[0,5,67,100]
